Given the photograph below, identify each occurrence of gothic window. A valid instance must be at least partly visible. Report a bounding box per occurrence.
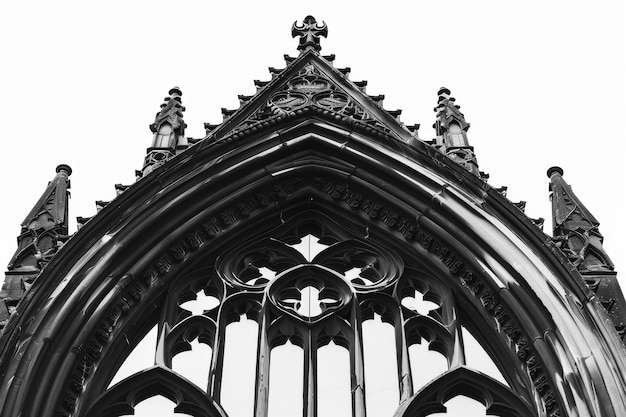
[84,213,535,417]
[446,122,467,147]
[153,123,174,148]
[3,16,625,417]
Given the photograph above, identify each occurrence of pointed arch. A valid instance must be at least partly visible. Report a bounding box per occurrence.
[0,105,625,417]
[394,366,534,417]
[86,366,228,417]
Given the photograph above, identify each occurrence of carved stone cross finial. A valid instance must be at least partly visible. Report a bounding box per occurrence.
[292,15,328,53]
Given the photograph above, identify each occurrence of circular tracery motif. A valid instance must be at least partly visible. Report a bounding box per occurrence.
[313,239,403,292]
[267,264,353,323]
[289,76,330,93]
[217,235,403,294]
[216,238,305,290]
[270,92,308,112]
[313,91,349,112]
[88,222,534,417]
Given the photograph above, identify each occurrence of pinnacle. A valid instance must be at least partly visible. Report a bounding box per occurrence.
[150,87,187,134]
[432,87,479,177]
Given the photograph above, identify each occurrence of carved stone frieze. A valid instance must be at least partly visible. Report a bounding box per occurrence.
[3,15,625,417]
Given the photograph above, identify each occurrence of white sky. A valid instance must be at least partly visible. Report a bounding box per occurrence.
[1,1,623,274]
[0,1,624,415]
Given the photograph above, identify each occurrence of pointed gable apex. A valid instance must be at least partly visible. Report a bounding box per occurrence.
[203,50,416,145]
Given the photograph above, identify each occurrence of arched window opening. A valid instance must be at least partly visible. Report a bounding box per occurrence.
[317,340,351,417]
[153,123,173,148]
[344,266,366,283]
[258,266,277,281]
[109,324,158,388]
[180,291,220,316]
[408,341,448,392]
[295,285,340,319]
[461,327,507,385]
[221,315,258,417]
[363,313,399,417]
[172,339,212,391]
[428,395,488,417]
[122,395,192,417]
[447,122,468,147]
[401,289,440,316]
[289,233,328,261]
[268,340,304,417]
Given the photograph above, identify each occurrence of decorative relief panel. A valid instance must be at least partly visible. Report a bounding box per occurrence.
[224,62,396,140]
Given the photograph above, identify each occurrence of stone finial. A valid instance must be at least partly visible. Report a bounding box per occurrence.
[292,16,328,54]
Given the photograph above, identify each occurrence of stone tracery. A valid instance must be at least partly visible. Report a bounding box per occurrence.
[0,15,625,417]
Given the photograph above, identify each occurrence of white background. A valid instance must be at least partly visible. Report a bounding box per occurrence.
[1,1,624,416]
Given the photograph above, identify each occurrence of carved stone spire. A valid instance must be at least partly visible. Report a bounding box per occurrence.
[1,165,72,328]
[548,166,614,271]
[548,166,625,339]
[150,87,186,141]
[8,164,72,271]
[433,87,480,176]
[142,87,187,177]
[292,16,327,54]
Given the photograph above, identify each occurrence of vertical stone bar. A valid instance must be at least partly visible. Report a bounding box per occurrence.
[208,315,227,401]
[448,307,466,368]
[304,329,317,417]
[350,302,367,417]
[155,290,179,368]
[254,306,271,417]
[396,310,413,403]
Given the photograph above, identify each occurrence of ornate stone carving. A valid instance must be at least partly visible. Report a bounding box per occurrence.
[142,149,174,177]
[433,87,481,176]
[7,164,72,271]
[548,166,613,271]
[142,87,187,177]
[149,87,186,141]
[548,166,626,340]
[6,15,623,417]
[0,165,71,330]
[222,62,396,141]
[292,15,328,53]
[57,174,562,417]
